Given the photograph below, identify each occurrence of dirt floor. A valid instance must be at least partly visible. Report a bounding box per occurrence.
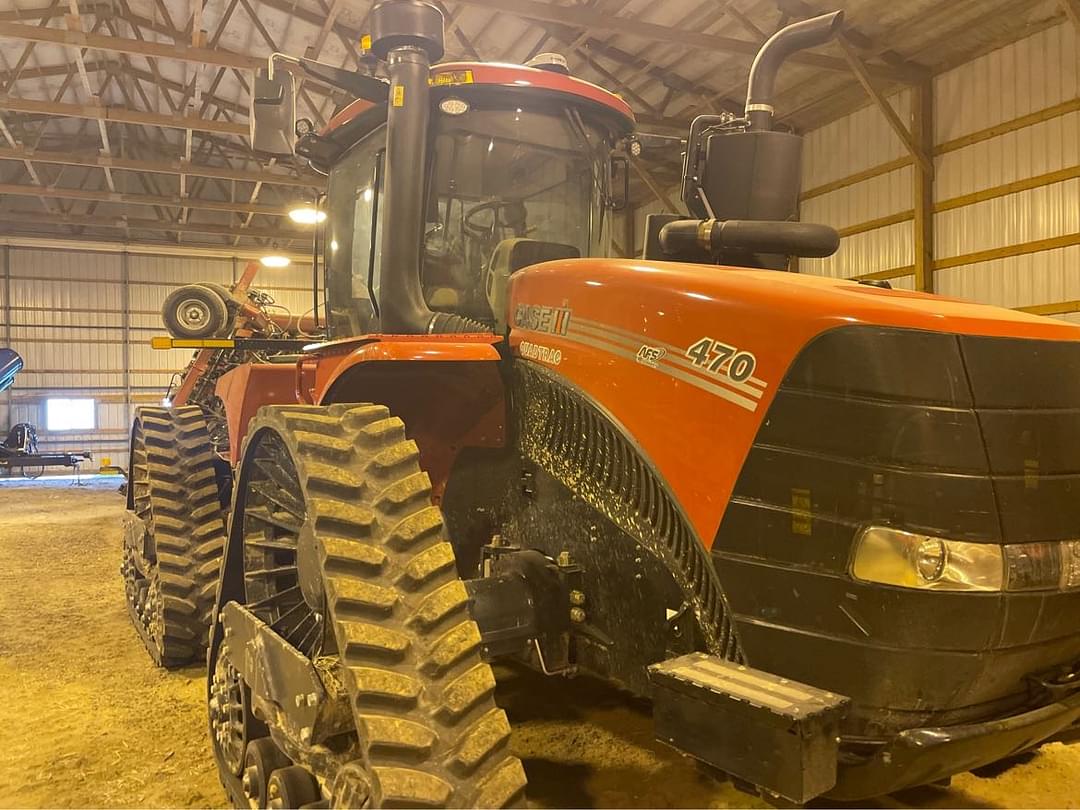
[1,477,1078,809]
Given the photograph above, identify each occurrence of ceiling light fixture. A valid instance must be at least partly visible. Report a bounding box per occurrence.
[287,205,327,225]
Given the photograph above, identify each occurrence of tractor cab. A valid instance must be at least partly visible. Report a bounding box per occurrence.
[254,27,634,339]
[321,66,632,337]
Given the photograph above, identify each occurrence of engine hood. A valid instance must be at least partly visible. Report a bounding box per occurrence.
[507,257,1080,546]
[511,257,1080,344]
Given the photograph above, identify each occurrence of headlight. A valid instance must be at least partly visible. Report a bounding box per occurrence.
[852,527,1003,591]
[851,527,1080,592]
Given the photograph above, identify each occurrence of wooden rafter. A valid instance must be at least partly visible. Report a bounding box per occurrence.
[3,208,305,239]
[0,20,262,70]
[0,182,290,216]
[1060,0,1080,32]
[451,0,908,79]
[0,0,1064,246]
[631,157,679,213]
[836,33,933,177]
[0,145,324,187]
[0,95,248,137]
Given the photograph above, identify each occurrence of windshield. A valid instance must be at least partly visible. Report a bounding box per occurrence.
[324,101,616,335]
[422,104,613,320]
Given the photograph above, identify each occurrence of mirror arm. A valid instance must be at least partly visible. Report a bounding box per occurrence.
[267,52,389,104]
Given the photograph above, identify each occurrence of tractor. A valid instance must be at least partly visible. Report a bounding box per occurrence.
[123,1,1080,806]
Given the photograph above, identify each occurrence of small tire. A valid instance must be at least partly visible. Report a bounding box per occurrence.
[162,284,230,339]
[267,765,322,809]
[200,282,239,313]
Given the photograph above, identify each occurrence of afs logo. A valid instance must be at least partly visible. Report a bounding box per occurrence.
[635,344,666,368]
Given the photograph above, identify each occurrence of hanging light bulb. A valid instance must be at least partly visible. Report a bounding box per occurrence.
[287,204,327,224]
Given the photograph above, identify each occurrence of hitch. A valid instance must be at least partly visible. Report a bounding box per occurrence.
[465,545,580,675]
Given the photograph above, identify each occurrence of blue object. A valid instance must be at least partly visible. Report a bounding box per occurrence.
[0,349,22,394]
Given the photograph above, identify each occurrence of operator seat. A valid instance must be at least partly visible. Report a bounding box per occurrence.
[485,238,580,332]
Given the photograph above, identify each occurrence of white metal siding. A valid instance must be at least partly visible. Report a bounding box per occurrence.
[802,89,913,189]
[930,22,1080,310]
[934,24,1078,146]
[799,89,914,279]
[800,21,1080,312]
[936,244,1080,308]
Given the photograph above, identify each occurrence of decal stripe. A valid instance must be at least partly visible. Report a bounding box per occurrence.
[573,316,768,391]
[558,328,760,412]
[570,319,764,402]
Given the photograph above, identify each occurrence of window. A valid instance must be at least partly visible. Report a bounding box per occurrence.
[46,398,95,431]
[325,130,385,336]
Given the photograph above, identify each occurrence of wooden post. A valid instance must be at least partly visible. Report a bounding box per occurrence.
[2,245,11,423]
[121,250,132,427]
[912,80,934,293]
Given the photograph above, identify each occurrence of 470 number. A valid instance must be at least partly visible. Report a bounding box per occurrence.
[686,337,757,383]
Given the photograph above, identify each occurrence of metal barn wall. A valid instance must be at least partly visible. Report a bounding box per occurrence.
[0,246,314,470]
[800,88,915,289]
[933,22,1079,309]
[799,21,1079,307]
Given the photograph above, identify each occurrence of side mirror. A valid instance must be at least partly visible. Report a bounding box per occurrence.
[251,68,296,156]
[610,155,630,212]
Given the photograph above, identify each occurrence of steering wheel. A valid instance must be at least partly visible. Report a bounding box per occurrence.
[464,199,527,238]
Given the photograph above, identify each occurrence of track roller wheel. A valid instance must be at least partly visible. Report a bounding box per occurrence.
[267,766,323,809]
[123,405,226,667]
[242,738,292,809]
[224,403,527,808]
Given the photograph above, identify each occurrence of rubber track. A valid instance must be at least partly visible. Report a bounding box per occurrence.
[128,405,226,667]
[246,404,527,808]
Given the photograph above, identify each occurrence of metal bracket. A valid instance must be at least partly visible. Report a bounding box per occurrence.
[220,601,351,745]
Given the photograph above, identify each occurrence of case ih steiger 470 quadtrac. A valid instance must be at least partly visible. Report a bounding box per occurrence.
[122,2,1080,806]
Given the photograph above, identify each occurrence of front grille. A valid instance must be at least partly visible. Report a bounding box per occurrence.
[716,326,1080,559]
[709,325,1080,728]
[516,362,742,662]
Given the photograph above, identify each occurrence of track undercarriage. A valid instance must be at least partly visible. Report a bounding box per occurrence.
[121,406,226,667]
[207,404,527,808]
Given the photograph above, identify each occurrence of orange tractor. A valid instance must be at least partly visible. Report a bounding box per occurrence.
[123,2,1080,806]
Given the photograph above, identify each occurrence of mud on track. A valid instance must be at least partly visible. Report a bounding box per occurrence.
[0,477,1077,808]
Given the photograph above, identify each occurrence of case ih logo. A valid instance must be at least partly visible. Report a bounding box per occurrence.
[514,303,572,335]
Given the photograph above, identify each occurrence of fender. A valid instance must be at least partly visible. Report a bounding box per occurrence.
[309,333,506,501]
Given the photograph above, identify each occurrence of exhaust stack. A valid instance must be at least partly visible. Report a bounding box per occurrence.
[745,11,845,132]
[369,0,484,334]
[657,11,844,270]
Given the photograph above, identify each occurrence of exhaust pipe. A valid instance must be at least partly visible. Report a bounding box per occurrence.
[745,11,844,131]
[371,0,483,334]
